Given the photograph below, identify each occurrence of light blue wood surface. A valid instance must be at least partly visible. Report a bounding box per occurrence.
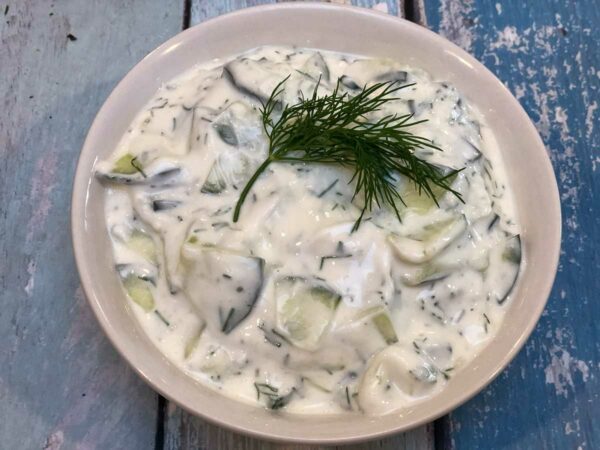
[424,1,600,449]
[1,0,597,449]
[0,1,181,449]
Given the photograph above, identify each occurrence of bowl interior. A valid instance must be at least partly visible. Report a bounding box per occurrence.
[72,3,561,444]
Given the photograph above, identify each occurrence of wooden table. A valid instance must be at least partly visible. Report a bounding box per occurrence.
[1,1,598,448]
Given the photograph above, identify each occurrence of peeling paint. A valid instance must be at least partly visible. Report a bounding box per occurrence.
[24,259,36,296]
[555,106,573,144]
[490,26,523,52]
[371,2,389,14]
[565,420,580,436]
[544,346,590,397]
[591,155,600,172]
[585,101,597,139]
[43,431,64,450]
[438,0,475,52]
[529,82,551,140]
[514,83,526,100]
[543,329,592,398]
[469,16,590,241]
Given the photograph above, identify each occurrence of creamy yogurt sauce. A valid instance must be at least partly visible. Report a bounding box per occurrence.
[97,46,521,415]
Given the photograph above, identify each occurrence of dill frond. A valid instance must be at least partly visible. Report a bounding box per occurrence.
[233,76,463,230]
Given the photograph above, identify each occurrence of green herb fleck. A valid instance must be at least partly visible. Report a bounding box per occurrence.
[254,382,295,410]
[154,310,170,327]
[319,253,352,270]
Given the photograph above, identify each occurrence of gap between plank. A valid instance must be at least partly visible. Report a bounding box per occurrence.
[404,0,417,22]
[155,395,167,450]
[404,0,426,25]
[433,415,451,450]
[182,0,192,29]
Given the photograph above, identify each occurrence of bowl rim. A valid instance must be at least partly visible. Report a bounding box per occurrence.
[71,1,561,444]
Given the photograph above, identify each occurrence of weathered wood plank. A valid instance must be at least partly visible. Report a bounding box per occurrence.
[0,1,182,448]
[191,0,405,24]
[423,1,600,449]
[164,1,434,449]
[191,0,275,24]
[165,402,433,450]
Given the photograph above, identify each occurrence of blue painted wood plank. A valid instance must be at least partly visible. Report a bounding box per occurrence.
[423,1,600,449]
[191,0,403,23]
[165,1,435,449]
[0,1,182,448]
[191,0,276,24]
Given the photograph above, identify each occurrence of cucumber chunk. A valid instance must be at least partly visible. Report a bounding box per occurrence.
[128,229,157,264]
[503,234,522,264]
[401,263,451,287]
[302,376,333,393]
[355,306,398,345]
[200,145,252,194]
[182,244,264,334]
[113,153,140,175]
[97,160,181,186]
[196,346,236,376]
[340,75,360,90]
[389,216,466,264]
[184,323,207,359]
[301,52,330,82]
[275,277,341,351]
[398,173,458,215]
[489,235,521,304]
[372,311,398,345]
[213,123,239,147]
[375,70,408,83]
[358,346,439,414]
[122,275,155,312]
[200,166,228,194]
[223,62,268,104]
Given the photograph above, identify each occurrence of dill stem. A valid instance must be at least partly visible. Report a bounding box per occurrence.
[233,156,274,222]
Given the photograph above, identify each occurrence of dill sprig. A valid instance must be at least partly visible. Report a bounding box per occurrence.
[232,76,463,230]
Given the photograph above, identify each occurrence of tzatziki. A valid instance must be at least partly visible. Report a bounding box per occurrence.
[96,46,521,415]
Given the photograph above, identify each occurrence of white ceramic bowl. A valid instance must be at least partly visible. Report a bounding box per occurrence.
[71,2,561,444]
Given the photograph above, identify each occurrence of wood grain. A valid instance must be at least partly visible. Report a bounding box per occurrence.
[163,1,435,449]
[0,1,182,448]
[423,1,600,449]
